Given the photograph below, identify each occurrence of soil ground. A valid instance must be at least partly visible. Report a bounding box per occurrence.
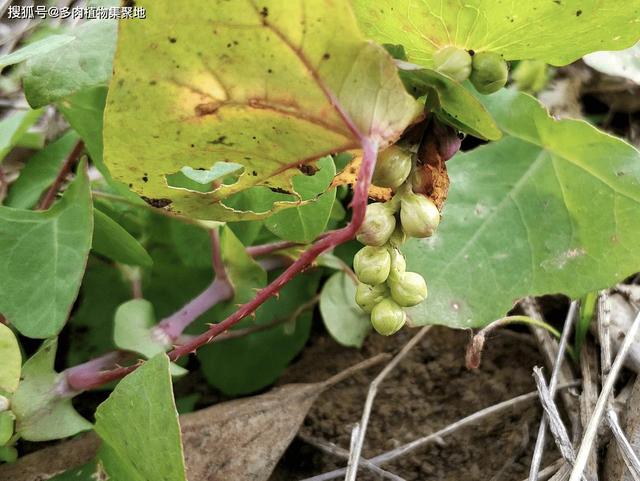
[270,326,562,480]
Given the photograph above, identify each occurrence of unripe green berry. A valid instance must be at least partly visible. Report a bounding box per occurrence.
[388,247,406,281]
[372,145,412,189]
[470,51,508,94]
[0,411,14,446]
[0,445,17,463]
[371,299,406,336]
[353,246,391,285]
[433,46,472,82]
[400,193,440,238]
[388,225,406,247]
[355,282,389,313]
[389,271,428,307]
[356,202,397,247]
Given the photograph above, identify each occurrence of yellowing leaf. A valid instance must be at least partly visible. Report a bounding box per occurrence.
[353,1,640,67]
[103,0,420,221]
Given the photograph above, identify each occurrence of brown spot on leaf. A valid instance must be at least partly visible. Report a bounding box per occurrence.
[141,196,172,208]
[298,164,318,176]
[195,101,222,116]
[208,135,233,146]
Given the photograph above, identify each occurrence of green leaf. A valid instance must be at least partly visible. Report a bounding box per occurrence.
[12,339,92,441]
[0,34,74,69]
[576,291,598,353]
[113,298,186,376]
[352,1,640,67]
[405,89,640,328]
[66,260,130,367]
[0,324,21,394]
[399,68,501,140]
[181,162,245,184]
[583,42,640,84]
[93,209,153,267]
[0,109,42,163]
[15,130,45,150]
[113,299,165,357]
[103,0,420,221]
[57,87,106,165]
[198,271,319,395]
[0,163,93,338]
[95,354,187,481]
[319,272,371,348]
[265,156,337,242]
[5,132,79,209]
[24,20,116,108]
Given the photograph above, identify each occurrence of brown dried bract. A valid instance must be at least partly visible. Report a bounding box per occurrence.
[331,151,392,201]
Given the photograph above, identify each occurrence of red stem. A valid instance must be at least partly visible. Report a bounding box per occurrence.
[38,140,84,210]
[68,139,379,390]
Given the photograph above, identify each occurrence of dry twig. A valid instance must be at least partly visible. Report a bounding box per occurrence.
[529,300,579,481]
[344,325,432,481]
[301,381,581,481]
[569,309,640,481]
[298,433,406,481]
[606,409,640,481]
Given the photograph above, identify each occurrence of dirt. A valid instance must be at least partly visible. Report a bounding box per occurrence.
[270,325,561,481]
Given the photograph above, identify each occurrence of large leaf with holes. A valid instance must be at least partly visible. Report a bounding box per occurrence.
[0,163,93,338]
[405,89,640,328]
[352,1,640,67]
[103,0,420,221]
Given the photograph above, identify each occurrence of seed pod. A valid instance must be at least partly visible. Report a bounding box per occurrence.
[356,202,397,247]
[400,192,440,238]
[355,283,389,313]
[371,299,407,336]
[372,145,412,189]
[389,271,428,307]
[470,51,508,94]
[388,247,406,281]
[353,246,391,285]
[433,46,472,83]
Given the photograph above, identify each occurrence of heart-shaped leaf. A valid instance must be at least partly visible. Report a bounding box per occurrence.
[352,1,640,67]
[405,89,640,328]
[103,0,420,221]
[0,163,93,338]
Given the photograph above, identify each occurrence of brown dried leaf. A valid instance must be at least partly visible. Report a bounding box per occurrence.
[0,355,387,481]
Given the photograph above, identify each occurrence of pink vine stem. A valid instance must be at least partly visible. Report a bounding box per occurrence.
[64,139,379,392]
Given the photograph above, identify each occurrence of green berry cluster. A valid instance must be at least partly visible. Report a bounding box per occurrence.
[433,46,508,94]
[353,146,440,336]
